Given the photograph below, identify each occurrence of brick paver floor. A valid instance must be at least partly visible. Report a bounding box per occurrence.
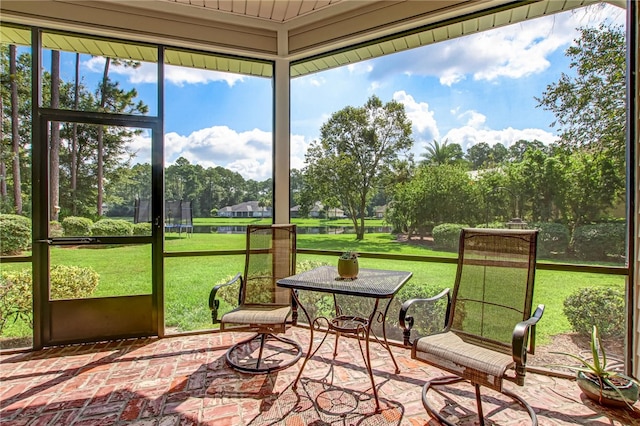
[1,328,639,425]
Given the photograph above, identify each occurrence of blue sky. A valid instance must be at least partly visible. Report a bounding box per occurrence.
[50,3,625,181]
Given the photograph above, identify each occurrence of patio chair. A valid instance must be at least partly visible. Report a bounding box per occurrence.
[399,228,544,425]
[208,224,302,374]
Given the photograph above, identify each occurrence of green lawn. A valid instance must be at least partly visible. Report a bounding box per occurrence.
[0,232,625,347]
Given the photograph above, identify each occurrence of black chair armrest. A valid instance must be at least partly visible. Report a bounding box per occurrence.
[512,304,545,384]
[209,273,242,324]
[399,288,450,347]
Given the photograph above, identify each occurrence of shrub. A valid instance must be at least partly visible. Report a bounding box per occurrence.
[49,221,64,238]
[475,221,506,229]
[0,214,31,255]
[389,282,449,341]
[0,265,99,333]
[0,269,31,331]
[529,222,570,257]
[91,219,133,236]
[432,223,468,251]
[563,287,625,338]
[132,223,152,236]
[62,216,94,236]
[49,264,100,300]
[573,223,626,261]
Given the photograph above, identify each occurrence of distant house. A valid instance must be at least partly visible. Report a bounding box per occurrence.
[310,202,345,219]
[374,205,387,219]
[218,201,272,218]
[290,202,346,219]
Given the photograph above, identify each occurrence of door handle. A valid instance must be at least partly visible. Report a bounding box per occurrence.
[42,237,98,245]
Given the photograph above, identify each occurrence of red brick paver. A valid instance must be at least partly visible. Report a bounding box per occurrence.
[1,329,639,425]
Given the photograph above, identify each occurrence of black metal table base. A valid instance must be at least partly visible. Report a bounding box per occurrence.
[291,297,400,412]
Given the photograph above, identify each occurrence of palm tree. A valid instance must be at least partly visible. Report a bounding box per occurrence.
[420,139,463,165]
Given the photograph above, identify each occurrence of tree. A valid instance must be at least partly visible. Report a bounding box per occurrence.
[95,57,144,216]
[557,150,622,230]
[50,50,61,221]
[71,53,81,215]
[421,139,464,166]
[490,143,508,165]
[536,23,625,168]
[507,139,546,163]
[289,168,304,208]
[52,80,147,219]
[302,95,413,240]
[9,45,22,215]
[388,164,481,235]
[466,142,492,169]
[1,45,31,215]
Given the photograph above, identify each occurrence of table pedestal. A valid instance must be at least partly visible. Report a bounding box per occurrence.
[291,292,400,412]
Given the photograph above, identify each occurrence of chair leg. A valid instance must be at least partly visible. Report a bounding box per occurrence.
[256,333,267,370]
[503,388,538,426]
[225,333,303,375]
[422,376,465,426]
[421,375,538,426]
[474,383,485,426]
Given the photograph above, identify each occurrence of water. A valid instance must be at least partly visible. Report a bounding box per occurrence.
[191,225,391,234]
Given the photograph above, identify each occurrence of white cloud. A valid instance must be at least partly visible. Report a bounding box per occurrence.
[457,110,486,128]
[347,62,373,75]
[290,134,311,171]
[309,76,325,87]
[437,108,558,151]
[134,126,274,180]
[443,120,558,153]
[164,65,245,87]
[83,57,244,86]
[393,91,439,141]
[151,129,312,179]
[368,3,625,86]
[124,131,152,163]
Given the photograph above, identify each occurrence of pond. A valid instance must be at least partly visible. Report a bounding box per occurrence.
[191,225,392,234]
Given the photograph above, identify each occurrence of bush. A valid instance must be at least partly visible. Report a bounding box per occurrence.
[0,269,31,331]
[132,223,152,236]
[529,222,570,257]
[389,282,449,341]
[0,214,31,255]
[563,287,625,338]
[475,221,506,229]
[49,264,100,300]
[432,223,468,251]
[0,265,100,333]
[49,221,64,238]
[91,219,133,236]
[62,216,94,236]
[573,223,626,261]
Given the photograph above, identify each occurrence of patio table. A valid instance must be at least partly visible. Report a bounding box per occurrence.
[277,265,412,412]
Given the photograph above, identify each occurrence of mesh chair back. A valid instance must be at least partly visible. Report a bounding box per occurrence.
[449,228,538,354]
[242,224,296,305]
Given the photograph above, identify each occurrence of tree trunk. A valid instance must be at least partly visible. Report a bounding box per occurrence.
[10,45,22,215]
[357,201,366,240]
[0,83,6,201]
[50,50,61,221]
[97,58,111,217]
[71,53,80,215]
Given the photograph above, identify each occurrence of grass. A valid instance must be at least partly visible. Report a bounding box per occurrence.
[0,232,626,347]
